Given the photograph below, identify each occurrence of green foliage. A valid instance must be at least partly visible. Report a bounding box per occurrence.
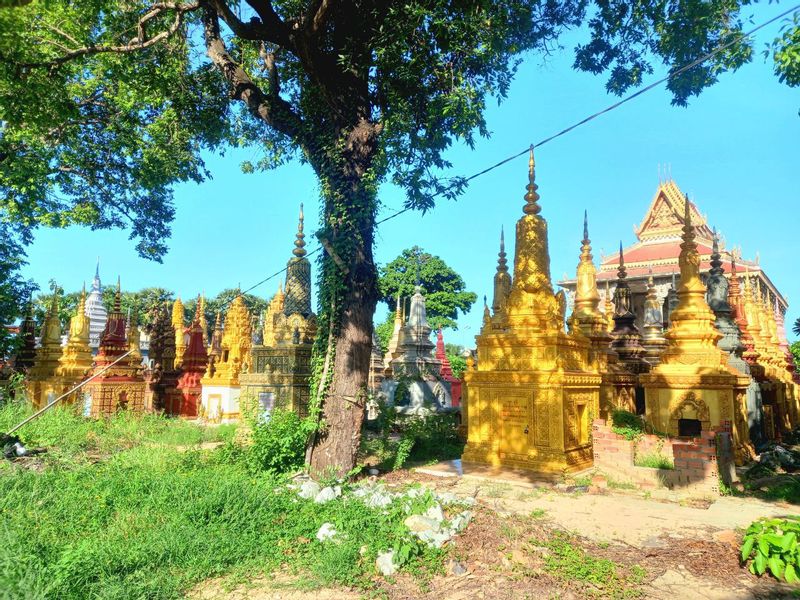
[771,12,800,89]
[791,340,800,370]
[374,314,394,354]
[446,352,467,380]
[633,453,674,470]
[245,409,316,475]
[741,516,800,584]
[611,410,645,441]
[378,246,476,330]
[363,410,464,471]
[531,532,646,597]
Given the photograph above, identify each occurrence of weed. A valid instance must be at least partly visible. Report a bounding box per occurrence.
[530,508,547,519]
[530,532,644,598]
[634,453,674,470]
[572,475,592,487]
[483,483,513,498]
[606,477,637,491]
[611,410,645,441]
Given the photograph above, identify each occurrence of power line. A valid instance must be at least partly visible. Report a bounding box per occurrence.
[8,3,796,434]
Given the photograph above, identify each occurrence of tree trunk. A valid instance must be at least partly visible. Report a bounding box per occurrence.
[306,139,379,477]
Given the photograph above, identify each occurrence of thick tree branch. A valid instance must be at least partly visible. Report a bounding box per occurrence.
[205,0,292,45]
[21,2,198,69]
[201,5,304,145]
[304,0,335,38]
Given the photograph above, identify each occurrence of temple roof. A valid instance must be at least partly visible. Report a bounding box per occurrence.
[558,179,788,310]
[635,180,714,243]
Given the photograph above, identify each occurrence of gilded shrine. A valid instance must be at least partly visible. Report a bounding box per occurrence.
[462,150,601,474]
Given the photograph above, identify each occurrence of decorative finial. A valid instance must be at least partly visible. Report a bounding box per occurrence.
[617,241,627,281]
[95,257,100,279]
[497,227,508,272]
[115,277,122,312]
[195,294,203,321]
[293,203,307,258]
[523,145,541,215]
[583,210,589,243]
[709,227,723,274]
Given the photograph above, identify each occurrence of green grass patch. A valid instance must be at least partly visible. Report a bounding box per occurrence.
[530,532,644,598]
[633,453,674,470]
[0,403,447,598]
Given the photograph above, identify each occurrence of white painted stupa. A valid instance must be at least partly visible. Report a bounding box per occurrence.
[84,259,108,351]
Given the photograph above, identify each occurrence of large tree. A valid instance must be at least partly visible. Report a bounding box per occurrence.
[379,246,477,331]
[1,0,791,473]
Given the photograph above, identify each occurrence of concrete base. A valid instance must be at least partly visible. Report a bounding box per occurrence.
[200,385,241,423]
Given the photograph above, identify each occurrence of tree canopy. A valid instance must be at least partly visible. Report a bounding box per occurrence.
[379,246,476,331]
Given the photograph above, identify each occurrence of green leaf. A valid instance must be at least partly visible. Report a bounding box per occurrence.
[768,556,785,579]
[759,539,771,556]
[781,532,796,553]
[755,551,767,575]
[741,537,755,562]
[786,564,799,584]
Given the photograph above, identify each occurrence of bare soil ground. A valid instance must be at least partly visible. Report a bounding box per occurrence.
[191,469,799,600]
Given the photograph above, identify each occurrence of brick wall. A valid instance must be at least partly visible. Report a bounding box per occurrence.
[592,419,729,496]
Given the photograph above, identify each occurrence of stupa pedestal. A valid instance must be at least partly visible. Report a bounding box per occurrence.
[462,150,601,474]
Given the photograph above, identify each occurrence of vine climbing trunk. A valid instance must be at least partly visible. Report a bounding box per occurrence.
[307,129,380,477]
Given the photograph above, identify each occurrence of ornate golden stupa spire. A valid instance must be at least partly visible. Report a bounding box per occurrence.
[656,195,723,369]
[729,257,760,366]
[571,211,605,338]
[204,294,251,385]
[491,226,512,317]
[172,296,186,366]
[57,284,93,383]
[198,293,209,346]
[757,282,781,369]
[29,287,64,382]
[284,204,312,316]
[384,293,405,372]
[505,146,557,323]
[742,271,767,359]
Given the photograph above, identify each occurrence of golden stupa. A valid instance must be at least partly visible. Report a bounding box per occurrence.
[462,149,601,474]
[55,285,94,400]
[569,213,637,419]
[26,292,65,409]
[640,197,749,448]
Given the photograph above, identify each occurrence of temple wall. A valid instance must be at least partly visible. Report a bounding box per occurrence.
[642,383,734,437]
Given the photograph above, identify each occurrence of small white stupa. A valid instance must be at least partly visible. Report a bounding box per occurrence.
[84,258,108,351]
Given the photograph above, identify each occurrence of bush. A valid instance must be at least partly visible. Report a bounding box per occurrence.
[741,516,800,583]
[246,409,316,474]
[394,412,463,469]
[611,409,644,441]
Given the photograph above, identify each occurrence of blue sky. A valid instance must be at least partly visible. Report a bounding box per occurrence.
[20,5,800,348]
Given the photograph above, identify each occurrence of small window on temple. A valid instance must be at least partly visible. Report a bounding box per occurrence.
[678,418,702,437]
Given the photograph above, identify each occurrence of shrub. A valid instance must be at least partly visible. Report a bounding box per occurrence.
[246,409,316,474]
[393,412,463,469]
[611,409,644,441]
[741,516,800,583]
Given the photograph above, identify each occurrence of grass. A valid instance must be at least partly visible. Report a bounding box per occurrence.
[530,532,645,598]
[0,402,446,599]
[633,453,674,470]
